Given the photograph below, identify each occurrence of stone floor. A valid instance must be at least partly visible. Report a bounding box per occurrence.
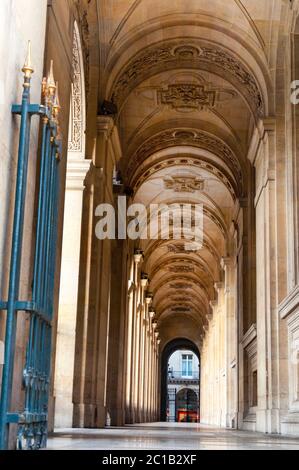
[47,422,299,450]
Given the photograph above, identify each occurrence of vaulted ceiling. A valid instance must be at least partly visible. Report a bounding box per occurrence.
[98,0,282,348]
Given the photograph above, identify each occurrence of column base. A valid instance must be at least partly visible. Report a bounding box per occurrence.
[73,403,106,428]
[281,412,299,436]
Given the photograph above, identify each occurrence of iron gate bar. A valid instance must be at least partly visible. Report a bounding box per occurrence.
[0,45,61,450]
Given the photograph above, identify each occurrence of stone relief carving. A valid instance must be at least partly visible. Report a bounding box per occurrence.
[68,25,83,152]
[163,175,204,192]
[74,1,90,98]
[80,10,90,100]
[167,244,189,253]
[110,40,263,116]
[156,82,237,112]
[168,265,195,273]
[158,83,216,111]
[170,283,192,289]
[166,239,219,261]
[167,242,204,253]
[171,297,189,302]
[171,307,190,313]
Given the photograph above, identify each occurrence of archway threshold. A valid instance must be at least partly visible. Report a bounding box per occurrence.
[47,423,299,450]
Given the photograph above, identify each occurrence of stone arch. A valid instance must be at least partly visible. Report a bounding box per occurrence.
[160,338,200,421]
[108,38,267,119]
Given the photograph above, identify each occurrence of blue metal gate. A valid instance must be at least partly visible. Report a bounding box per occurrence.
[0,44,61,449]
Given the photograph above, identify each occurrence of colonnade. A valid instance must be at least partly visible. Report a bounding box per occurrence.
[200,258,238,428]
[125,252,160,423]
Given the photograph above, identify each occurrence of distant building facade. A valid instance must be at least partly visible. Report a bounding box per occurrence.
[167,350,200,422]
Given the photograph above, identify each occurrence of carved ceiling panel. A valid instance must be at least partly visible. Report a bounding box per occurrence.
[163,175,204,193]
[110,40,264,116]
[157,82,236,112]
[170,283,192,289]
[168,265,195,274]
[158,83,216,111]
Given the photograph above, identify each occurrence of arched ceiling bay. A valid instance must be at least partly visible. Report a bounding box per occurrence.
[98,0,278,346]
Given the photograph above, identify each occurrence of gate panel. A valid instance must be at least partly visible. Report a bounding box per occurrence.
[0,44,61,450]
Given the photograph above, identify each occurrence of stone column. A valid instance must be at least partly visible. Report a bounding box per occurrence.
[106,237,127,426]
[54,156,91,427]
[249,119,279,433]
[156,340,161,421]
[148,310,155,421]
[215,282,226,427]
[152,331,159,421]
[72,163,103,427]
[148,331,154,421]
[136,276,148,421]
[210,301,217,424]
[141,294,151,421]
[221,257,238,428]
[73,116,121,428]
[144,319,151,421]
[154,338,159,420]
[130,252,142,422]
[125,280,134,423]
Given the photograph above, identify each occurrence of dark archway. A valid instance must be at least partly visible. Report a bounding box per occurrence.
[160,338,200,421]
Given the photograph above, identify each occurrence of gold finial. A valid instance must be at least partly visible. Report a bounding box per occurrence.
[47,60,56,95]
[53,82,60,112]
[52,82,61,121]
[42,77,47,95]
[22,40,34,78]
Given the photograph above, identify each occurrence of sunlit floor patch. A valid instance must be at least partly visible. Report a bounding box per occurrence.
[47,423,299,450]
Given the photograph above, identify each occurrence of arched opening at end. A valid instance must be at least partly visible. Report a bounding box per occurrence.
[160,338,200,422]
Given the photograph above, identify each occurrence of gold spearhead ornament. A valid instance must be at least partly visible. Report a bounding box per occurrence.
[47,60,56,95]
[22,40,34,78]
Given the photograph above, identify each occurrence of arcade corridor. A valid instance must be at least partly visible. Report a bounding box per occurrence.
[1,0,299,450]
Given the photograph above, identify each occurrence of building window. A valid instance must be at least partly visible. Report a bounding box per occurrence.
[182,354,193,377]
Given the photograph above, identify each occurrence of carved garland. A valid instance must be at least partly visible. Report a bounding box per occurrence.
[110,40,264,116]
[145,238,220,265]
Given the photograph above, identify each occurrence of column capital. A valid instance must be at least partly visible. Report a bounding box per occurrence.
[247,117,276,165]
[140,273,149,288]
[145,291,153,305]
[134,253,143,264]
[214,282,224,292]
[221,257,234,269]
[96,115,122,164]
[207,312,213,322]
[66,157,91,190]
[84,163,103,188]
[96,115,115,135]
